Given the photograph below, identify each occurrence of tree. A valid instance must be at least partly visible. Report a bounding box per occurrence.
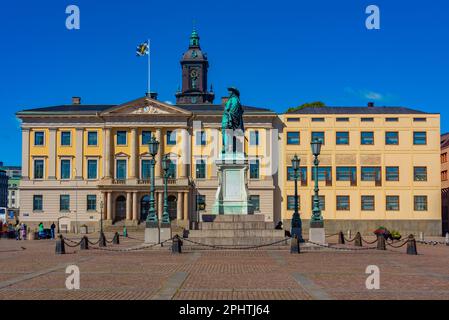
[287,101,326,113]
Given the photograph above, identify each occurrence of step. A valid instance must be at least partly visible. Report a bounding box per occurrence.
[199,221,275,230]
[185,237,288,247]
[202,214,266,223]
[188,229,285,238]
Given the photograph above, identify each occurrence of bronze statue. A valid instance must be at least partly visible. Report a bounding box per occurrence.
[221,87,244,153]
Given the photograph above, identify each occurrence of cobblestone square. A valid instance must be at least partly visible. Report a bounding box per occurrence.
[1,233,448,300]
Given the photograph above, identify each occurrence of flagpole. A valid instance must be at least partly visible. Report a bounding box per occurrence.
[147,39,151,96]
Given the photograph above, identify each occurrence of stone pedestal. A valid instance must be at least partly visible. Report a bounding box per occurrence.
[144,227,159,244]
[212,152,252,215]
[309,227,326,245]
[160,227,172,243]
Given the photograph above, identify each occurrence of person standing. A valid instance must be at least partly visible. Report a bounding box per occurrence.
[38,222,44,239]
[15,223,21,240]
[50,222,56,239]
[21,223,26,240]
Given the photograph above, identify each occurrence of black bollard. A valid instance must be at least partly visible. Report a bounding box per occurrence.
[290,235,300,254]
[80,236,89,250]
[338,231,345,245]
[354,232,362,247]
[172,235,182,254]
[406,235,418,255]
[55,235,66,255]
[112,232,120,245]
[99,232,107,247]
[377,234,386,250]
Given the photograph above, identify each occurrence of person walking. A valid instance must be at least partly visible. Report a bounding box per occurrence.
[50,222,56,239]
[21,223,26,240]
[123,226,128,238]
[15,223,21,240]
[38,222,44,240]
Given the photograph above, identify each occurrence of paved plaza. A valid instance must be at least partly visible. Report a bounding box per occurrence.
[0,233,448,300]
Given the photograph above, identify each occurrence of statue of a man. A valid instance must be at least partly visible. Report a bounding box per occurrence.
[222,87,244,153]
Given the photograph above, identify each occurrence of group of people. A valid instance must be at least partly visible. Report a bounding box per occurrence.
[0,221,57,240]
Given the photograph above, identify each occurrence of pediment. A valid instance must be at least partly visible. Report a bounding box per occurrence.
[101,97,190,116]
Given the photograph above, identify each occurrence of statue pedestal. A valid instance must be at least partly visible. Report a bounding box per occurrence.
[144,227,159,244]
[160,227,172,243]
[212,152,252,215]
[308,222,326,245]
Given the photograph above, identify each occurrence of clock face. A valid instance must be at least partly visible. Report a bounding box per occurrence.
[190,69,198,78]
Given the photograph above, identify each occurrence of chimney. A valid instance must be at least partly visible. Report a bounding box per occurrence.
[367,102,374,107]
[146,92,158,100]
[221,97,229,105]
[72,97,81,105]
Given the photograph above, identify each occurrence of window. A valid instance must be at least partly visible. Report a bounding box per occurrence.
[386,196,400,211]
[312,167,332,182]
[385,132,399,145]
[336,167,356,182]
[361,167,381,181]
[312,117,325,122]
[336,117,349,122]
[87,195,97,211]
[287,167,307,184]
[196,159,206,179]
[142,131,152,145]
[167,131,177,145]
[141,160,151,179]
[34,131,44,146]
[87,131,98,146]
[196,131,206,146]
[361,132,374,145]
[34,159,44,179]
[87,160,98,180]
[287,196,299,210]
[60,160,71,179]
[61,131,71,146]
[33,195,43,211]
[311,196,325,211]
[287,132,300,145]
[311,132,325,144]
[442,153,448,164]
[250,130,259,146]
[414,117,427,122]
[361,117,374,122]
[116,159,127,180]
[386,117,399,122]
[250,195,260,212]
[287,118,300,122]
[442,170,448,181]
[414,167,427,181]
[414,196,428,211]
[336,196,350,211]
[117,131,127,145]
[336,132,349,145]
[413,132,427,145]
[196,195,206,211]
[250,159,260,179]
[60,195,70,212]
[361,196,375,211]
[386,167,399,181]
[168,160,177,178]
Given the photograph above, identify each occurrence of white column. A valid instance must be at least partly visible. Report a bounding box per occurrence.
[183,192,189,221]
[180,129,190,178]
[21,128,30,180]
[130,128,137,180]
[132,192,138,221]
[75,128,84,180]
[104,128,112,179]
[126,192,132,221]
[48,128,57,180]
[177,192,183,220]
[107,192,113,220]
[158,192,163,220]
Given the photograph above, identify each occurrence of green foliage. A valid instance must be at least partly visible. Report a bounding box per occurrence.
[287,101,326,113]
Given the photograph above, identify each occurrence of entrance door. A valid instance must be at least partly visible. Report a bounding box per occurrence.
[115,196,126,222]
[140,195,150,222]
[168,195,177,221]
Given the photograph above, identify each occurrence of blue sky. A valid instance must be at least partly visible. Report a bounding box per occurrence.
[1,0,448,165]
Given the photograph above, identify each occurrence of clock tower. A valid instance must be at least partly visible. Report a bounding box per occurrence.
[175,28,215,104]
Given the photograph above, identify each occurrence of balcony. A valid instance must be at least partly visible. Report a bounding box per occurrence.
[112,179,126,185]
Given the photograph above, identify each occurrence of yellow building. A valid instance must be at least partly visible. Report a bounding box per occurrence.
[280,106,442,235]
[15,30,443,235]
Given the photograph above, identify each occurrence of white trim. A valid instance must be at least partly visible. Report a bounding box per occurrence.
[33,130,46,147]
[59,157,72,180]
[87,130,99,147]
[140,158,152,180]
[32,157,46,180]
[115,158,128,180]
[60,130,72,147]
[86,157,99,180]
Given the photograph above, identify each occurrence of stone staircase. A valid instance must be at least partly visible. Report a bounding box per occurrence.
[185,215,288,249]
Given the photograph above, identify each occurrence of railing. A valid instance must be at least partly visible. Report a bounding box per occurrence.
[138,179,151,185]
[112,179,126,185]
[167,179,177,185]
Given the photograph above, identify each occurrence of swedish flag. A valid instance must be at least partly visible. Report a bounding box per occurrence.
[136,42,149,56]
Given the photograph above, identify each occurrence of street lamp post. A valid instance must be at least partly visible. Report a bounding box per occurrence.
[161,155,171,227]
[99,200,104,234]
[291,155,304,242]
[146,136,160,228]
[310,138,323,227]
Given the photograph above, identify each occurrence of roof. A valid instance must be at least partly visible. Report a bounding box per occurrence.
[18,105,115,114]
[442,133,449,149]
[285,106,431,115]
[176,104,274,114]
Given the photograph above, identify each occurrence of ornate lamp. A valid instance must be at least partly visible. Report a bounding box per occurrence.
[161,155,171,226]
[146,136,159,227]
[311,138,322,157]
[290,155,304,242]
[149,136,160,157]
[292,154,300,170]
[310,139,323,226]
